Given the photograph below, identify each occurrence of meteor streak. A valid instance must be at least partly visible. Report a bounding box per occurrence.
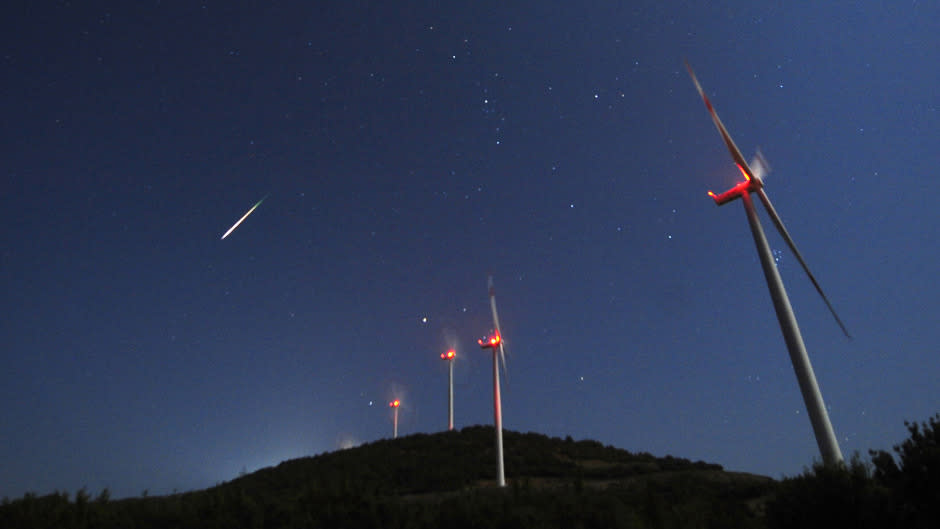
[220,194,268,240]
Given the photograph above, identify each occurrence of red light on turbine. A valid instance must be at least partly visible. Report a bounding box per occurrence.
[441,349,456,360]
[707,177,755,206]
[478,333,501,348]
[390,399,400,408]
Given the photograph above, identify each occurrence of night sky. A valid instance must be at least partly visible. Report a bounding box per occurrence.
[3,1,939,499]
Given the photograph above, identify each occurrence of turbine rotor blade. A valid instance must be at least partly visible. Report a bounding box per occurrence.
[488,275,509,380]
[488,276,501,327]
[757,188,852,339]
[684,60,757,182]
[749,148,772,184]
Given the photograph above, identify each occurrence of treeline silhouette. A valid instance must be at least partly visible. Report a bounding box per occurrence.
[2,416,937,528]
[766,413,940,529]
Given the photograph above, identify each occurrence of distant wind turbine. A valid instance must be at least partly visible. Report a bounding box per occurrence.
[686,61,850,466]
[389,399,401,439]
[441,349,456,431]
[478,275,508,487]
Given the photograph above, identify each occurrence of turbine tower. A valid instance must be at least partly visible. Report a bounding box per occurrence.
[389,399,401,439]
[478,275,508,487]
[441,349,456,430]
[686,61,850,466]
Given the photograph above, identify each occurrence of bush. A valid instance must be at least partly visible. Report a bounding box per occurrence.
[869,413,940,529]
[768,413,940,529]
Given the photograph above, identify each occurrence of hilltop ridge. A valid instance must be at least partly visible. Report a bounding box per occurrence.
[1,426,775,528]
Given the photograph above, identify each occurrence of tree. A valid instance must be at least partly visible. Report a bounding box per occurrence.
[869,413,940,528]
[767,413,940,529]
[765,454,891,529]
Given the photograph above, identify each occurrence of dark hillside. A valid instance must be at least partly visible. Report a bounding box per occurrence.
[223,426,739,495]
[0,426,775,528]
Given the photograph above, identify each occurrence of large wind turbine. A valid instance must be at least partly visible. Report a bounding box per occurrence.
[478,275,507,487]
[686,61,850,466]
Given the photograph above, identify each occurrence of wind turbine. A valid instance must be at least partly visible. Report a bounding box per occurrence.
[478,274,507,487]
[441,349,456,431]
[685,61,850,466]
[389,399,401,439]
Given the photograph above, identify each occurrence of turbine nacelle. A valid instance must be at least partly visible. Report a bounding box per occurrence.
[707,152,771,206]
[441,349,456,360]
[389,399,400,408]
[478,333,501,349]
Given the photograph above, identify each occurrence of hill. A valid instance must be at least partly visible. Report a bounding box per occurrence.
[0,426,775,528]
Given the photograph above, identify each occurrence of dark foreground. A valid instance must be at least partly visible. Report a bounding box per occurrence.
[3,414,939,528]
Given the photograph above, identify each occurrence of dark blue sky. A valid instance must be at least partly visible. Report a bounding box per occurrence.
[3,1,938,498]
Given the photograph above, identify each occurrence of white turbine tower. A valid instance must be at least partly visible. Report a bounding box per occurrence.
[478,275,508,487]
[686,61,850,466]
[441,349,456,431]
[389,399,401,439]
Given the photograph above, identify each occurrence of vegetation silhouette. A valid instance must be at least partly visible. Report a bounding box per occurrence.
[767,413,940,529]
[0,425,771,528]
[4,416,939,528]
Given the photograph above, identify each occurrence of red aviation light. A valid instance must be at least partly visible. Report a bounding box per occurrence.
[478,333,501,348]
[707,164,755,206]
[390,399,400,408]
[441,349,456,360]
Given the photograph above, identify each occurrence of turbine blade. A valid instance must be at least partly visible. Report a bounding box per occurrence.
[488,275,509,381]
[488,275,503,340]
[757,188,852,339]
[751,148,771,183]
[684,61,757,182]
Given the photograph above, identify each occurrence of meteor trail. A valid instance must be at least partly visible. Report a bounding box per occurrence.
[220,194,268,240]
